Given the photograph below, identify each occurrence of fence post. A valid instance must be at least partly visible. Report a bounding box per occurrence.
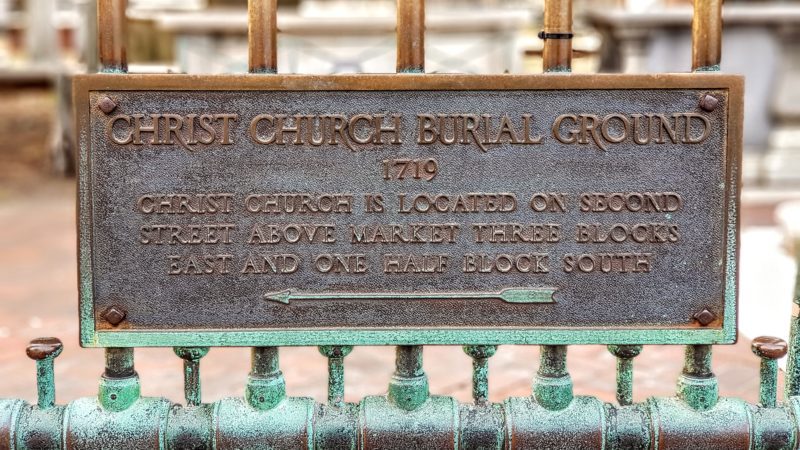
[97,0,127,73]
[248,0,278,74]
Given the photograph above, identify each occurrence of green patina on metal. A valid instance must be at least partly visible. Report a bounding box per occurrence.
[695,64,722,72]
[758,357,779,408]
[245,347,286,411]
[784,246,800,398]
[318,346,353,408]
[174,347,209,407]
[98,376,141,413]
[463,345,497,404]
[265,288,556,305]
[676,344,719,411]
[87,327,734,348]
[608,345,643,406]
[533,345,574,411]
[388,346,430,411]
[6,337,800,449]
[34,359,57,410]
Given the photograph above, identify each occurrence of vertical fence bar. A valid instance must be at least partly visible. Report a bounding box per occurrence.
[26,338,63,409]
[464,345,497,404]
[534,345,573,410]
[691,0,723,72]
[786,247,800,398]
[390,0,428,412]
[396,0,425,73]
[97,0,127,73]
[174,347,209,406]
[99,347,139,411]
[536,0,574,413]
[676,0,722,411]
[677,344,718,410]
[608,345,642,406]
[248,0,278,74]
[319,346,353,407]
[246,347,286,410]
[389,345,429,411]
[541,0,573,73]
[751,337,788,408]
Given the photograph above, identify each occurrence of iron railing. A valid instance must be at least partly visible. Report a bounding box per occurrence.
[4,0,798,448]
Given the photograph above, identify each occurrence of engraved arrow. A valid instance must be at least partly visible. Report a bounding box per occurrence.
[263,287,557,305]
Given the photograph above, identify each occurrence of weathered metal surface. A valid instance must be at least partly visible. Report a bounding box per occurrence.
[74,73,742,347]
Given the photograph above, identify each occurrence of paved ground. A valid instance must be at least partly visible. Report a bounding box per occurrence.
[0,177,785,406]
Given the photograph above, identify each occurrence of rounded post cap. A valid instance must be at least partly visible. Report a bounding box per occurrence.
[318,345,353,358]
[751,336,788,360]
[463,345,498,359]
[26,337,63,360]
[173,346,210,361]
[608,344,643,359]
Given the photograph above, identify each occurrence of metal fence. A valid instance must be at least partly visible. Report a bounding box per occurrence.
[4,0,799,448]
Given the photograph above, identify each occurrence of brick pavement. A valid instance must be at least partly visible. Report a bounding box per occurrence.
[0,178,771,406]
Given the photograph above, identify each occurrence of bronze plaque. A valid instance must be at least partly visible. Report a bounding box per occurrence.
[75,74,742,347]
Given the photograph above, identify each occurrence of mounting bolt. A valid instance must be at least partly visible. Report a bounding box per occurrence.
[103,306,127,326]
[97,96,117,114]
[699,94,719,112]
[693,309,716,326]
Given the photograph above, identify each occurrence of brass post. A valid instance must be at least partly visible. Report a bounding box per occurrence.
[541,0,573,72]
[97,0,127,73]
[396,0,425,73]
[248,0,278,74]
[691,0,723,72]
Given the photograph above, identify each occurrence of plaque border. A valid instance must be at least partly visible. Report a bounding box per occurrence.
[74,73,743,347]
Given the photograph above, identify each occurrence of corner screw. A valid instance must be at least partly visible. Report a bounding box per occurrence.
[693,309,716,326]
[103,306,127,326]
[26,337,63,360]
[97,96,117,114]
[699,94,719,112]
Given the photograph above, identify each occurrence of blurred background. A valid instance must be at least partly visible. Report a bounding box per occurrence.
[1,0,799,406]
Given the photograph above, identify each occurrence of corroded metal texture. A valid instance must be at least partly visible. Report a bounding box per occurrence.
[3,393,799,449]
[73,73,743,347]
